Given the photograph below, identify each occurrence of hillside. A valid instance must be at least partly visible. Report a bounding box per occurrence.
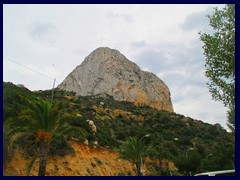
[3,82,235,176]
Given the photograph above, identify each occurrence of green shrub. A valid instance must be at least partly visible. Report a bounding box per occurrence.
[91,162,96,167]
[93,157,102,165]
[50,135,74,156]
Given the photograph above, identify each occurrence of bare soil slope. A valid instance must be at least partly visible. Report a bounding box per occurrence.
[3,140,135,176]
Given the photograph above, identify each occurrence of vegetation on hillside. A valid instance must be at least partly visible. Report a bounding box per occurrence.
[3,82,235,176]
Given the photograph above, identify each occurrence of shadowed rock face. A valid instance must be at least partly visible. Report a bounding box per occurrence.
[58,47,173,112]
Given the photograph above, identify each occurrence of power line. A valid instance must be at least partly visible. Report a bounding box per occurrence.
[4,55,59,102]
[3,55,55,81]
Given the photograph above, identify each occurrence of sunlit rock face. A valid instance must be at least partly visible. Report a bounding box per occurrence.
[58,47,173,112]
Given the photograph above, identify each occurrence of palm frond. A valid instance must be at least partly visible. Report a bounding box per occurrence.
[26,153,37,176]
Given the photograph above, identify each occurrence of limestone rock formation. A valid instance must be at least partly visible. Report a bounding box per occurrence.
[58,47,173,112]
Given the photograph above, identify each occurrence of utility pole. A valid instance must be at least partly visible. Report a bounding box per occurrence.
[140,134,150,176]
[50,63,56,104]
[51,78,56,104]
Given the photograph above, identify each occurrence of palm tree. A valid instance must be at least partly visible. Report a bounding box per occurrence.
[117,136,151,176]
[4,97,70,176]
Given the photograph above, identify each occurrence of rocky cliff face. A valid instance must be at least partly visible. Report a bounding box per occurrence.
[58,47,173,112]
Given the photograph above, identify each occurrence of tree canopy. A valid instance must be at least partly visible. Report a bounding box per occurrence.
[199,4,235,130]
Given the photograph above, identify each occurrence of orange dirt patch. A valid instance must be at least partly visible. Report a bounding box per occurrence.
[3,140,136,176]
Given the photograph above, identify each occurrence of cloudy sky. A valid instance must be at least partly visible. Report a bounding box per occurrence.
[3,4,229,129]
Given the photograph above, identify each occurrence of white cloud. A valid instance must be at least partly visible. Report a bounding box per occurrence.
[28,21,59,45]
[107,11,134,24]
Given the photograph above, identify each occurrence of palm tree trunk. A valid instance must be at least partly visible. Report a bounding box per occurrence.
[38,142,50,176]
[136,162,142,176]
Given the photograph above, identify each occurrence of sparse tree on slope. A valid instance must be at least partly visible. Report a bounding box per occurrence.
[117,136,151,176]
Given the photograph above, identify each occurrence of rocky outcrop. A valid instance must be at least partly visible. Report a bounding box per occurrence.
[87,120,97,133]
[58,47,173,112]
